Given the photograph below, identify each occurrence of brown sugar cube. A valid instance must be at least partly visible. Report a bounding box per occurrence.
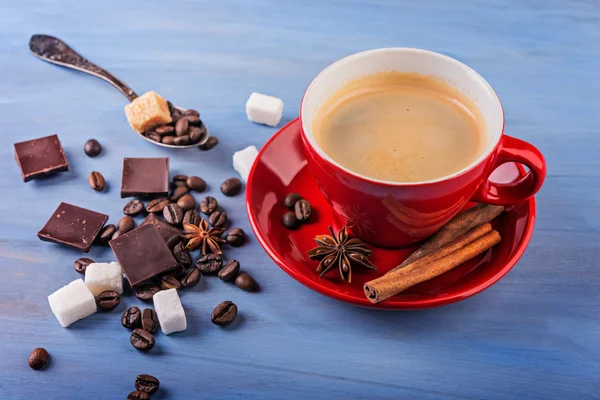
[124,91,172,133]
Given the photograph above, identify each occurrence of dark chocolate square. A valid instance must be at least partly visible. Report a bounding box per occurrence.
[37,202,108,252]
[140,213,182,249]
[121,157,169,198]
[109,223,178,286]
[14,134,69,182]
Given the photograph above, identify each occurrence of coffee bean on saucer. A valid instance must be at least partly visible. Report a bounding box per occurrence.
[88,171,105,191]
[173,175,188,187]
[183,115,201,125]
[123,199,145,216]
[130,329,155,351]
[226,228,246,247]
[189,126,206,144]
[196,254,223,274]
[159,274,181,290]
[200,196,218,215]
[175,118,189,136]
[162,135,175,145]
[28,347,49,370]
[169,186,188,202]
[218,260,240,281]
[183,210,201,226]
[211,301,238,326]
[127,391,150,400]
[198,136,218,150]
[121,306,141,329]
[284,193,303,209]
[141,309,159,334]
[294,199,312,222]
[221,177,242,196]
[177,194,196,212]
[163,203,183,225]
[282,212,299,230]
[209,211,227,228]
[146,197,169,213]
[145,131,161,142]
[181,267,202,289]
[173,242,192,267]
[235,272,259,292]
[73,257,94,274]
[95,290,120,311]
[135,374,160,395]
[84,139,102,157]
[155,125,175,135]
[118,216,135,234]
[135,284,161,301]
[96,224,117,244]
[186,176,206,192]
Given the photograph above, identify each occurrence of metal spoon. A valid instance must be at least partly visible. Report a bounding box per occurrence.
[28,34,209,149]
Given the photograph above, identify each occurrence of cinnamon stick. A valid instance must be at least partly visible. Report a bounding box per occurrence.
[395,204,504,270]
[364,230,501,304]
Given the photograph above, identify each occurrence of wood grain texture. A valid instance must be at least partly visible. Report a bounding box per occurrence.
[1,0,599,398]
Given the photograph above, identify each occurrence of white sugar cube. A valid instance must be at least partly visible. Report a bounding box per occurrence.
[153,288,186,335]
[85,262,123,296]
[245,92,283,127]
[233,145,259,182]
[48,279,97,327]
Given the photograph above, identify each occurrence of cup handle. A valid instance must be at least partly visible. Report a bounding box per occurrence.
[472,135,546,204]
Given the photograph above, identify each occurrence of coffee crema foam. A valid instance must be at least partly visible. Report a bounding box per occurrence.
[313,71,487,182]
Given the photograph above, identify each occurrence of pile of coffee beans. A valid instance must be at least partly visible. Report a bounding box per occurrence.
[144,103,209,147]
[281,192,312,229]
[127,374,160,399]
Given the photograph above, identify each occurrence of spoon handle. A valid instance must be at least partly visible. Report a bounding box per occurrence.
[29,34,138,102]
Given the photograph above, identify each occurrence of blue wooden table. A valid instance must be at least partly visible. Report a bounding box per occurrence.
[1,1,599,398]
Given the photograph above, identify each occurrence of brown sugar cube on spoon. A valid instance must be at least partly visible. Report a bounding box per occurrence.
[124,91,172,133]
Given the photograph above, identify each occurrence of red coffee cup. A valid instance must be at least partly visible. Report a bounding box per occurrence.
[300,48,546,247]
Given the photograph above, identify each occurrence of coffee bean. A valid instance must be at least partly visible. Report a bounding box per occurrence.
[163,203,183,225]
[235,272,259,292]
[198,136,218,150]
[121,306,141,329]
[211,301,238,326]
[96,224,117,244]
[135,374,160,395]
[209,211,227,228]
[181,267,202,289]
[131,329,155,351]
[111,230,122,240]
[183,109,200,117]
[200,196,218,215]
[73,257,94,274]
[281,212,299,230]
[123,199,145,216]
[177,194,196,212]
[186,176,206,192]
[170,264,187,279]
[183,115,201,125]
[175,118,189,136]
[88,171,105,191]
[127,391,150,400]
[220,177,242,196]
[218,260,240,281]
[159,274,181,290]
[284,192,303,209]
[145,131,161,142]
[183,210,201,226]
[28,348,49,370]
[294,199,312,222]
[84,139,102,157]
[95,290,120,311]
[141,309,159,334]
[146,197,170,213]
[169,186,189,201]
[173,175,188,187]
[135,284,161,301]
[189,126,206,144]
[226,228,246,247]
[196,254,223,274]
[155,125,175,135]
[173,242,192,267]
[171,106,182,118]
[173,135,190,146]
[118,216,135,234]
[161,135,175,145]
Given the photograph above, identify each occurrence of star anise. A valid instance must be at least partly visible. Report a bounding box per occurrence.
[182,219,226,255]
[307,226,377,283]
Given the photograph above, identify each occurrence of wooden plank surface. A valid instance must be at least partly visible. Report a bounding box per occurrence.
[0,0,599,398]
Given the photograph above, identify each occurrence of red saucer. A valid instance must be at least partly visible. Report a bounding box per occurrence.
[246,118,536,309]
